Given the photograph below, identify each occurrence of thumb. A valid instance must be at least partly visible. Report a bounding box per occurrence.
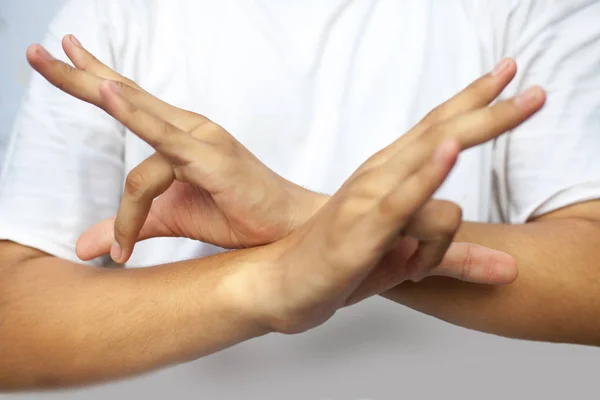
[76,210,171,261]
[428,242,518,285]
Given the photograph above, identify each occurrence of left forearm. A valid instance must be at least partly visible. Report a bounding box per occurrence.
[384,218,600,345]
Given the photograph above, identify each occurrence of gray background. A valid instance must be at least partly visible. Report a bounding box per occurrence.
[0,1,599,399]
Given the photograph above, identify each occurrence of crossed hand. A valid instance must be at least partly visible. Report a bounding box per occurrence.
[26,35,544,332]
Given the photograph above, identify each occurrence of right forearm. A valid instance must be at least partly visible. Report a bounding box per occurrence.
[0,248,268,391]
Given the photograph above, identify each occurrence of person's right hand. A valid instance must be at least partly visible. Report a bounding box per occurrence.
[232,77,544,333]
[27,36,325,264]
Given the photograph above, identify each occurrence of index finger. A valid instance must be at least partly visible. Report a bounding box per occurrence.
[365,59,518,168]
[27,43,206,132]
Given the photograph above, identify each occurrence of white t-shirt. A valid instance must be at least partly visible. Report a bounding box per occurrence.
[1,0,600,397]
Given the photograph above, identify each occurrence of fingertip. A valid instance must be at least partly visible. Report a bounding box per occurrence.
[532,85,547,106]
[62,34,85,64]
[494,252,519,285]
[25,44,38,62]
[61,35,70,51]
[76,219,116,261]
[68,34,83,49]
[514,85,547,110]
[110,241,124,264]
[505,58,517,76]
[26,44,53,66]
[75,242,92,262]
[75,232,98,261]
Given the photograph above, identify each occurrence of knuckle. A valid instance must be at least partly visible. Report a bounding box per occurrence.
[176,111,205,132]
[158,122,180,144]
[124,169,150,199]
[55,63,76,90]
[447,204,463,228]
[119,93,139,115]
[362,148,388,170]
[409,271,426,283]
[112,80,129,93]
[460,244,475,281]
[61,61,77,76]
[424,122,448,140]
[337,191,372,219]
[123,77,141,90]
[192,120,222,140]
[435,202,462,234]
[423,105,448,126]
[113,217,130,239]
[377,192,401,219]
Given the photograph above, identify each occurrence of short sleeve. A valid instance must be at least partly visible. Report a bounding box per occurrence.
[0,0,125,265]
[492,0,600,223]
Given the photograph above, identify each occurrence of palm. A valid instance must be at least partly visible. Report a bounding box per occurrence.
[148,179,293,248]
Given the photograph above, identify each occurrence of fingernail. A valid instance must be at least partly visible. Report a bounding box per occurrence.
[491,59,509,77]
[514,87,539,107]
[107,80,121,95]
[70,34,83,48]
[36,46,54,61]
[110,241,122,262]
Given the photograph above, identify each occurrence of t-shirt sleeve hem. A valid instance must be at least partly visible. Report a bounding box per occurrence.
[0,226,104,266]
[514,182,600,224]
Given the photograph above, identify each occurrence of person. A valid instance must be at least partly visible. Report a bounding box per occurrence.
[0,0,599,393]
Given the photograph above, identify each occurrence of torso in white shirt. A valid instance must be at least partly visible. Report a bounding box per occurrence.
[121,0,504,265]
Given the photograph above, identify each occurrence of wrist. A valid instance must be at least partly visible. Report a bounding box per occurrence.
[218,245,287,336]
[285,182,329,231]
[223,240,320,335]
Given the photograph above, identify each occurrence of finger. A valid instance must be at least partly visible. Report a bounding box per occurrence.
[77,216,169,262]
[427,85,546,150]
[27,44,106,107]
[403,202,462,280]
[76,207,174,261]
[376,140,460,228]
[354,140,459,257]
[63,34,144,91]
[404,200,461,239]
[64,35,209,130]
[29,43,207,132]
[368,58,517,166]
[429,242,518,284]
[405,236,455,282]
[76,217,115,261]
[111,153,175,263]
[343,236,418,306]
[411,58,518,140]
[98,80,203,163]
[387,85,545,180]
